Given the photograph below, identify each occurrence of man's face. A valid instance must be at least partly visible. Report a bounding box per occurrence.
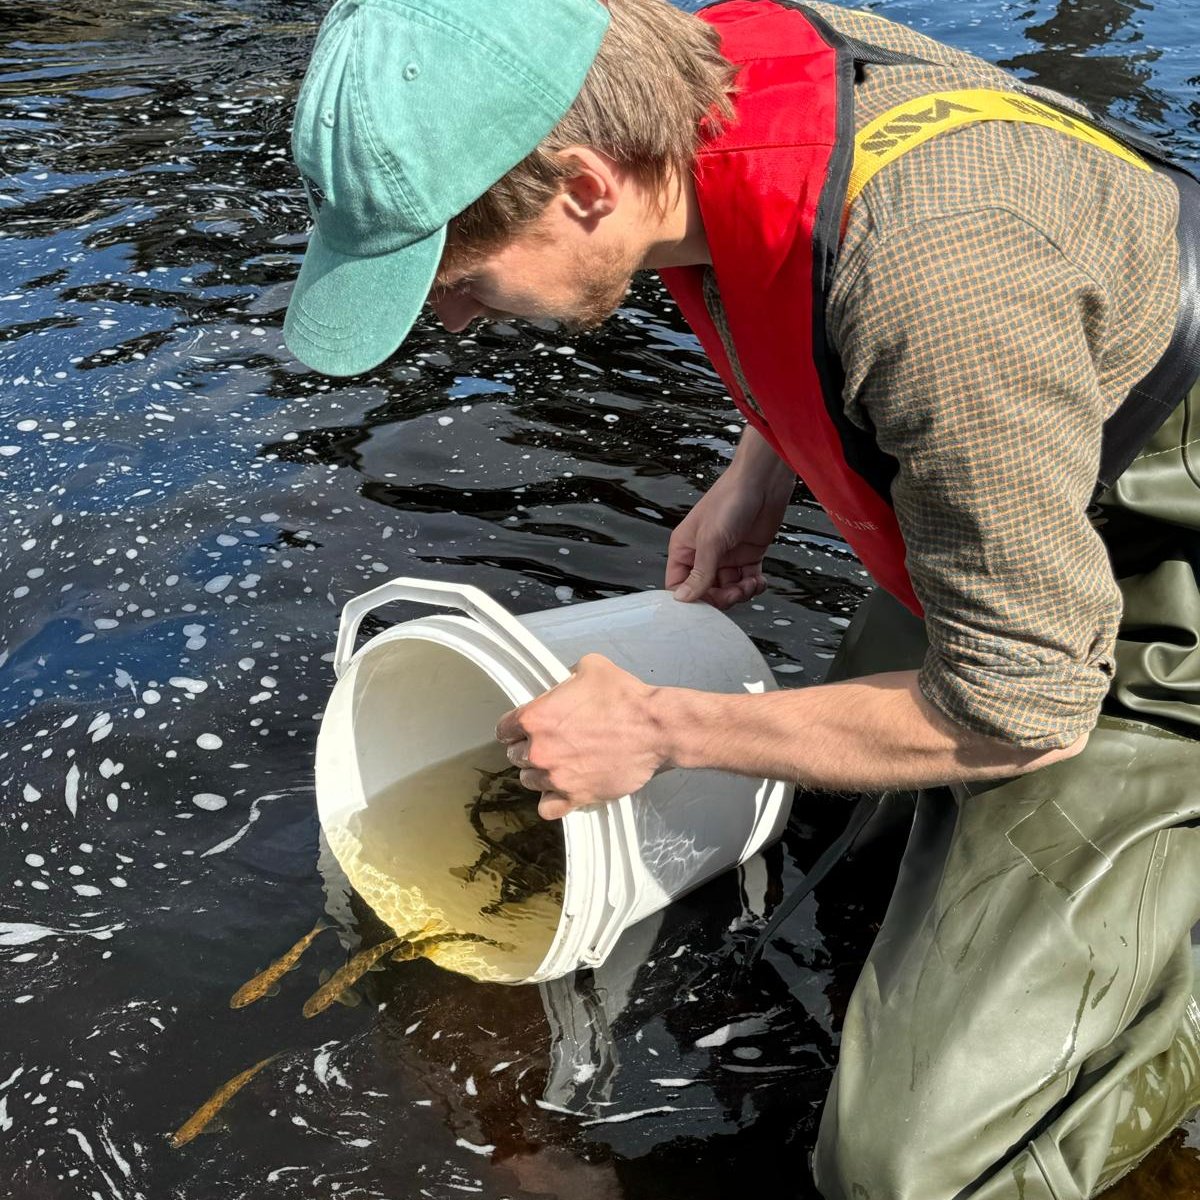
[428,198,644,336]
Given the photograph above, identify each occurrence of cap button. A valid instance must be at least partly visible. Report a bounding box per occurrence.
[403,62,421,81]
[321,109,335,128]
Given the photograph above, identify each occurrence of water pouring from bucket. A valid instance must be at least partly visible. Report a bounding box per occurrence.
[315,578,793,984]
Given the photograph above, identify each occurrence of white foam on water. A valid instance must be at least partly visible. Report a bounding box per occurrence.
[66,1126,127,1200]
[65,765,80,817]
[580,1105,702,1127]
[455,1138,494,1156]
[313,1041,348,1089]
[534,1099,578,1116]
[97,1121,133,1180]
[694,1015,771,1048]
[199,791,276,857]
[0,922,125,945]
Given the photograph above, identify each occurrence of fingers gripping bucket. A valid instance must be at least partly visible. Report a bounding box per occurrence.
[315,577,793,984]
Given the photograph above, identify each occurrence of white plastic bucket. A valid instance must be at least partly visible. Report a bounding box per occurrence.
[315,577,793,984]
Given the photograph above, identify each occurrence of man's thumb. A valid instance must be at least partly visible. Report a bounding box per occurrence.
[674,553,717,603]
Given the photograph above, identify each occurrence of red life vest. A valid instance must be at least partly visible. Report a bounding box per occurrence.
[658,0,923,614]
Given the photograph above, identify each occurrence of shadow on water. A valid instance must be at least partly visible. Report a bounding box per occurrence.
[0,0,1196,1196]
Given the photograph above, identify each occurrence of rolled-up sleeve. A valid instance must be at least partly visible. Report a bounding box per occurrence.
[835,207,1125,748]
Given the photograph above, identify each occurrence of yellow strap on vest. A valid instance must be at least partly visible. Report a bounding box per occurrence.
[847,88,1151,212]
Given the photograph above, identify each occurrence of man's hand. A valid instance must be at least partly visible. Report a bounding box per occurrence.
[494,654,667,820]
[666,426,795,608]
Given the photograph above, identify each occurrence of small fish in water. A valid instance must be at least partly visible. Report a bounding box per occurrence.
[302,931,427,1018]
[230,921,329,1009]
[170,1054,278,1148]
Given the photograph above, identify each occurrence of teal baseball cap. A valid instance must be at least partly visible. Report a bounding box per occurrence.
[284,0,611,377]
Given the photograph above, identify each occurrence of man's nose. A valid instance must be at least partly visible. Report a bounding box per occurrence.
[429,287,485,333]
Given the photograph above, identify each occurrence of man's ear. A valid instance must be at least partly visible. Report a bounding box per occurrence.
[556,146,621,222]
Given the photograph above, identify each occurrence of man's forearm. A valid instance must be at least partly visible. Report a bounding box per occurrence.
[728,423,796,489]
[651,669,1086,792]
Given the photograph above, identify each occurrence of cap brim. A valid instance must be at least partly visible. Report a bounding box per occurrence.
[283,222,447,377]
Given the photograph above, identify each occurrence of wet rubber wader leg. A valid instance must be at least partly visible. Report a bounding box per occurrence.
[812,381,1200,1200]
[811,718,1200,1200]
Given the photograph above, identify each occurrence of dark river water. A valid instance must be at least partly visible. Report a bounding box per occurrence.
[0,2,1196,1197]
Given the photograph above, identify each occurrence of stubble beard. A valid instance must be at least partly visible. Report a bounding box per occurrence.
[560,242,641,333]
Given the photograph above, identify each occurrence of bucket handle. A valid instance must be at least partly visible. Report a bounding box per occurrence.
[333,577,572,688]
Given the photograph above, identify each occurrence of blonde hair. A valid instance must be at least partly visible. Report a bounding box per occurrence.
[443,0,737,268]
